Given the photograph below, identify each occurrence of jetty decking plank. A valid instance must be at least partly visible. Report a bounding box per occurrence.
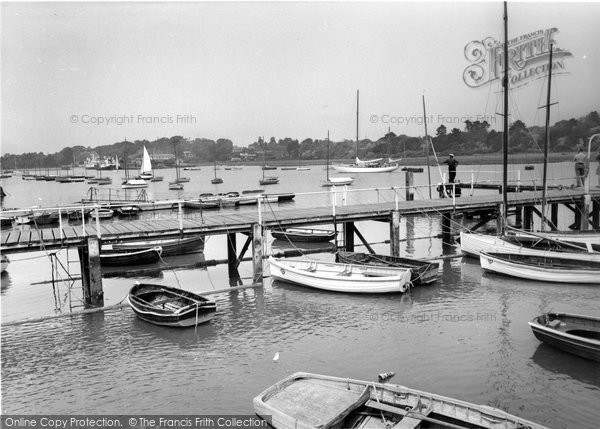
[3,231,20,246]
[61,227,79,240]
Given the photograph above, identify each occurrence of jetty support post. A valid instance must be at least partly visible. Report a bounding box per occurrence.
[178,201,183,234]
[441,212,452,245]
[580,196,591,230]
[79,237,104,308]
[227,232,237,271]
[593,199,600,230]
[523,205,533,231]
[343,222,355,252]
[514,205,523,229]
[551,203,559,230]
[390,210,401,256]
[405,170,414,201]
[252,223,264,284]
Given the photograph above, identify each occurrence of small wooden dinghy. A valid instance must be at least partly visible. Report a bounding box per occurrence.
[272,228,336,243]
[111,235,204,256]
[268,257,411,293]
[100,246,162,266]
[480,251,600,283]
[529,313,600,362]
[128,283,217,327]
[336,251,439,285]
[253,372,548,429]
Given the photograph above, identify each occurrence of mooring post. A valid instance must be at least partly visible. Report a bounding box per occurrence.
[178,201,183,233]
[343,222,355,252]
[81,237,104,308]
[227,232,237,271]
[94,204,101,239]
[405,170,414,201]
[252,223,264,284]
[551,203,559,230]
[524,205,533,230]
[58,207,64,241]
[515,205,523,229]
[441,213,452,245]
[580,195,591,230]
[592,199,600,230]
[390,210,401,256]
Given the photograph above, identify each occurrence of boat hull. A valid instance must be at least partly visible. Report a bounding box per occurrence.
[336,251,439,285]
[529,313,600,361]
[100,247,162,266]
[127,283,216,328]
[460,232,600,262]
[271,228,336,243]
[111,236,204,256]
[479,251,600,283]
[253,372,548,429]
[332,164,399,173]
[268,256,411,293]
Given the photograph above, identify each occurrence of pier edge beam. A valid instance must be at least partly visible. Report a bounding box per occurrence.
[343,222,355,252]
[390,210,401,256]
[80,237,104,308]
[252,223,264,284]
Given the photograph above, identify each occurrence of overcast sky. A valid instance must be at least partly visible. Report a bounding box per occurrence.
[2,1,599,155]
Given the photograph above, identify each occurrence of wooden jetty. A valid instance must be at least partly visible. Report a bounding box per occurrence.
[2,187,600,309]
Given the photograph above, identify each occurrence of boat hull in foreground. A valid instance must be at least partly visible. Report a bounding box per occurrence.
[268,256,411,293]
[253,372,548,429]
[529,313,600,361]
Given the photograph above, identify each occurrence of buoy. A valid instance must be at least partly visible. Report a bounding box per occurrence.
[273,352,280,361]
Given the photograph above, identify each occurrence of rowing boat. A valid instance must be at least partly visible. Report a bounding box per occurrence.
[110,236,204,256]
[271,228,336,243]
[268,256,411,293]
[336,251,439,285]
[128,283,217,327]
[253,372,548,429]
[100,246,162,266]
[529,313,600,361]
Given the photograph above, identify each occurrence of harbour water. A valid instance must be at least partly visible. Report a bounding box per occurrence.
[1,163,599,428]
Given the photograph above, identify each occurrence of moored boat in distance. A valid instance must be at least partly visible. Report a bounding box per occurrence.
[253,372,548,429]
[529,313,600,361]
[271,228,336,243]
[122,178,148,189]
[479,251,600,283]
[268,256,412,293]
[100,246,162,266]
[127,283,217,327]
[336,251,439,285]
[89,208,114,220]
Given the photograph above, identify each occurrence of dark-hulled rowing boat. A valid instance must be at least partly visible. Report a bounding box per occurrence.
[127,283,217,327]
[529,312,600,361]
[110,236,204,256]
[272,228,336,243]
[336,251,439,285]
[100,246,162,266]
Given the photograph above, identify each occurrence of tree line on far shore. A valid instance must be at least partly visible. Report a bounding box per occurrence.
[2,111,599,170]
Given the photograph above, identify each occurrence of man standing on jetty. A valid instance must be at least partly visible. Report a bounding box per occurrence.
[443,154,459,183]
[574,148,587,187]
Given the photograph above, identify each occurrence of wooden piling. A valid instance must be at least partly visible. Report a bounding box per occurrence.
[343,222,355,252]
[405,170,414,201]
[227,232,237,271]
[524,205,533,230]
[593,200,600,229]
[390,210,401,256]
[252,223,264,283]
[514,205,522,228]
[441,213,452,245]
[80,237,103,308]
[551,203,559,230]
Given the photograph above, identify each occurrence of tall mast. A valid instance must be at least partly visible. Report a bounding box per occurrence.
[356,90,359,158]
[540,44,554,231]
[502,1,509,224]
[326,131,330,181]
[422,95,432,199]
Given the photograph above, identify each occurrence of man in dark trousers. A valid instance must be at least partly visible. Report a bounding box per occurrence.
[443,153,458,183]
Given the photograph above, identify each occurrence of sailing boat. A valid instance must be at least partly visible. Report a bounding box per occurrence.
[332,90,399,174]
[138,146,153,180]
[321,132,354,187]
[169,145,184,190]
[259,138,279,185]
[211,141,223,184]
[122,151,148,189]
[460,3,600,267]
